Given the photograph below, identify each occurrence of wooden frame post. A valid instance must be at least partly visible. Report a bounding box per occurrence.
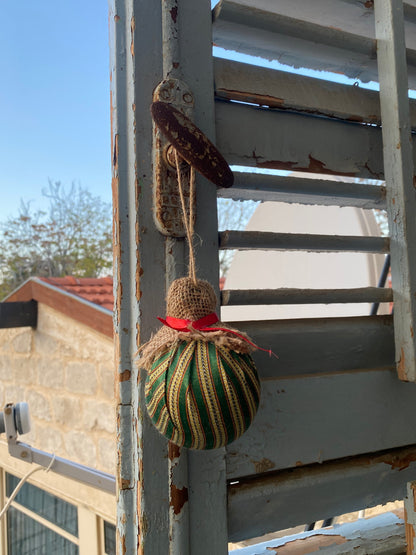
[374,0,416,382]
[110,0,227,553]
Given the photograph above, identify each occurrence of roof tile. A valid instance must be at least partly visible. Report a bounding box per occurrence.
[40,277,114,311]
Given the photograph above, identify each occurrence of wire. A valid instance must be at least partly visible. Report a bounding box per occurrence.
[0,454,56,521]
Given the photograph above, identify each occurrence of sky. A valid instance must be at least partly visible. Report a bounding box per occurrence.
[1,1,112,221]
[1,1,403,223]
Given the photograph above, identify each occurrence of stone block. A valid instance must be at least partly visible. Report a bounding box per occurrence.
[5,385,26,404]
[64,431,96,468]
[98,438,116,474]
[13,357,36,385]
[99,365,115,399]
[36,426,63,453]
[26,390,51,422]
[83,400,115,434]
[52,396,82,428]
[33,332,58,356]
[0,355,12,381]
[66,362,97,396]
[37,358,65,389]
[12,331,32,354]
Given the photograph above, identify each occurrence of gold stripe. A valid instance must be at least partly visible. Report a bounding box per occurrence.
[147,354,172,388]
[185,388,206,449]
[167,342,195,438]
[156,405,171,435]
[146,380,166,416]
[197,342,226,449]
[217,353,245,439]
[218,348,259,419]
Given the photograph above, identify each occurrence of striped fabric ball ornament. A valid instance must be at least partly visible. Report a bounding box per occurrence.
[145,339,260,449]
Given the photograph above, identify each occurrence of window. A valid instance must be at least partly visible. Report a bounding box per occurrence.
[5,473,79,555]
[103,521,116,555]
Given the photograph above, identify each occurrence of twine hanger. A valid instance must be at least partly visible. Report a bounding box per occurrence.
[174,149,197,284]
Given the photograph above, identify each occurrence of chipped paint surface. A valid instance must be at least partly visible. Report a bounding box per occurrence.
[170,484,189,515]
[268,534,347,554]
[253,458,275,474]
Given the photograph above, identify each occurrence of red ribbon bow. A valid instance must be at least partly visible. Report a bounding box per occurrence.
[157,313,278,358]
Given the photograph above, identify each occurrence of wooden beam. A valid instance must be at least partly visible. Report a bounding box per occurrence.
[231,315,395,379]
[227,444,416,542]
[225,368,416,479]
[0,301,37,329]
[375,0,416,382]
[221,287,393,306]
[217,172,387,209]
[230,510,405,554]
[212,1,416,88]
[219,231,390,253]
[215,58,416,129]
[215,100,384,179]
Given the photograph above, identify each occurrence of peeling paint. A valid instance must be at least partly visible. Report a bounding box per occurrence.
[397,347,407,381]
[170,483,189,515]
[119,369,131,382]
[170,6,178,23]
[169,442,181,461]
[267,533,347,553]
[253,458,275,474]
[405,508,415,554]
[256,154,357,178]
[130,16,135,57]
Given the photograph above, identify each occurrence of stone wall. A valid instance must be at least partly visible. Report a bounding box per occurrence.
[0,303,115,474]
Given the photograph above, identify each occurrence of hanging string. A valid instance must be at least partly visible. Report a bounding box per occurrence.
[175,150,197,283]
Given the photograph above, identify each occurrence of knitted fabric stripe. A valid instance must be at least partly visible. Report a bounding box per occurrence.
[145,340,260,450]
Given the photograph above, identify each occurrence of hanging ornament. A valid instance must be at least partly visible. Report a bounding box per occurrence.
[139,103,268,450]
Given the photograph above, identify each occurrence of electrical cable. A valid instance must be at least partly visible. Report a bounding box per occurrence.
[0,454,56,521]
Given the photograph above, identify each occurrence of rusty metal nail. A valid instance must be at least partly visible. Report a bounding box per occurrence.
[183,93,193,104]
[21,451,28,458]
[4,407,12,416]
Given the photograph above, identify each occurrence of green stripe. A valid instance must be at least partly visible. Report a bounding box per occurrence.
[145,340,260,450]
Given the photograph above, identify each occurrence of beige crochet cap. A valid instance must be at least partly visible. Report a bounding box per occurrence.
[167,277,217,320]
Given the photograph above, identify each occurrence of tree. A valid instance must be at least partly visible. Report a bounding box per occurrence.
[0,181,112,299]
[217,198,258,278]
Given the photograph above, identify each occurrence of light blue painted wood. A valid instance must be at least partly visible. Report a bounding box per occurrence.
[110,0,169,552]
[226,369,416,479]
[218,172,387,209]
[215,100,385,179]
[375,0,416,382]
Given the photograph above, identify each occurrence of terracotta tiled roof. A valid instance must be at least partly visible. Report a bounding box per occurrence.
[5,277,113,337]
[39,277,114,311]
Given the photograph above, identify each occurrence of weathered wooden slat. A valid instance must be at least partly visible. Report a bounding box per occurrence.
[227,445,416,541]
[217,172,387,209]
[221,287,393,306]
[0,301,37,329]
[212,1,416,88]
[219,231,390,253]
[230,510,406,553]
[214,58,382,125]
[375,1,416,383]
[228,315,394,379]
[215,100,385,179]
[215,59,416,130]
[225,368,416,479]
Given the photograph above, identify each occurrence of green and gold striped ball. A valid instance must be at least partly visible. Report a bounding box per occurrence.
[145,340,260,450]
